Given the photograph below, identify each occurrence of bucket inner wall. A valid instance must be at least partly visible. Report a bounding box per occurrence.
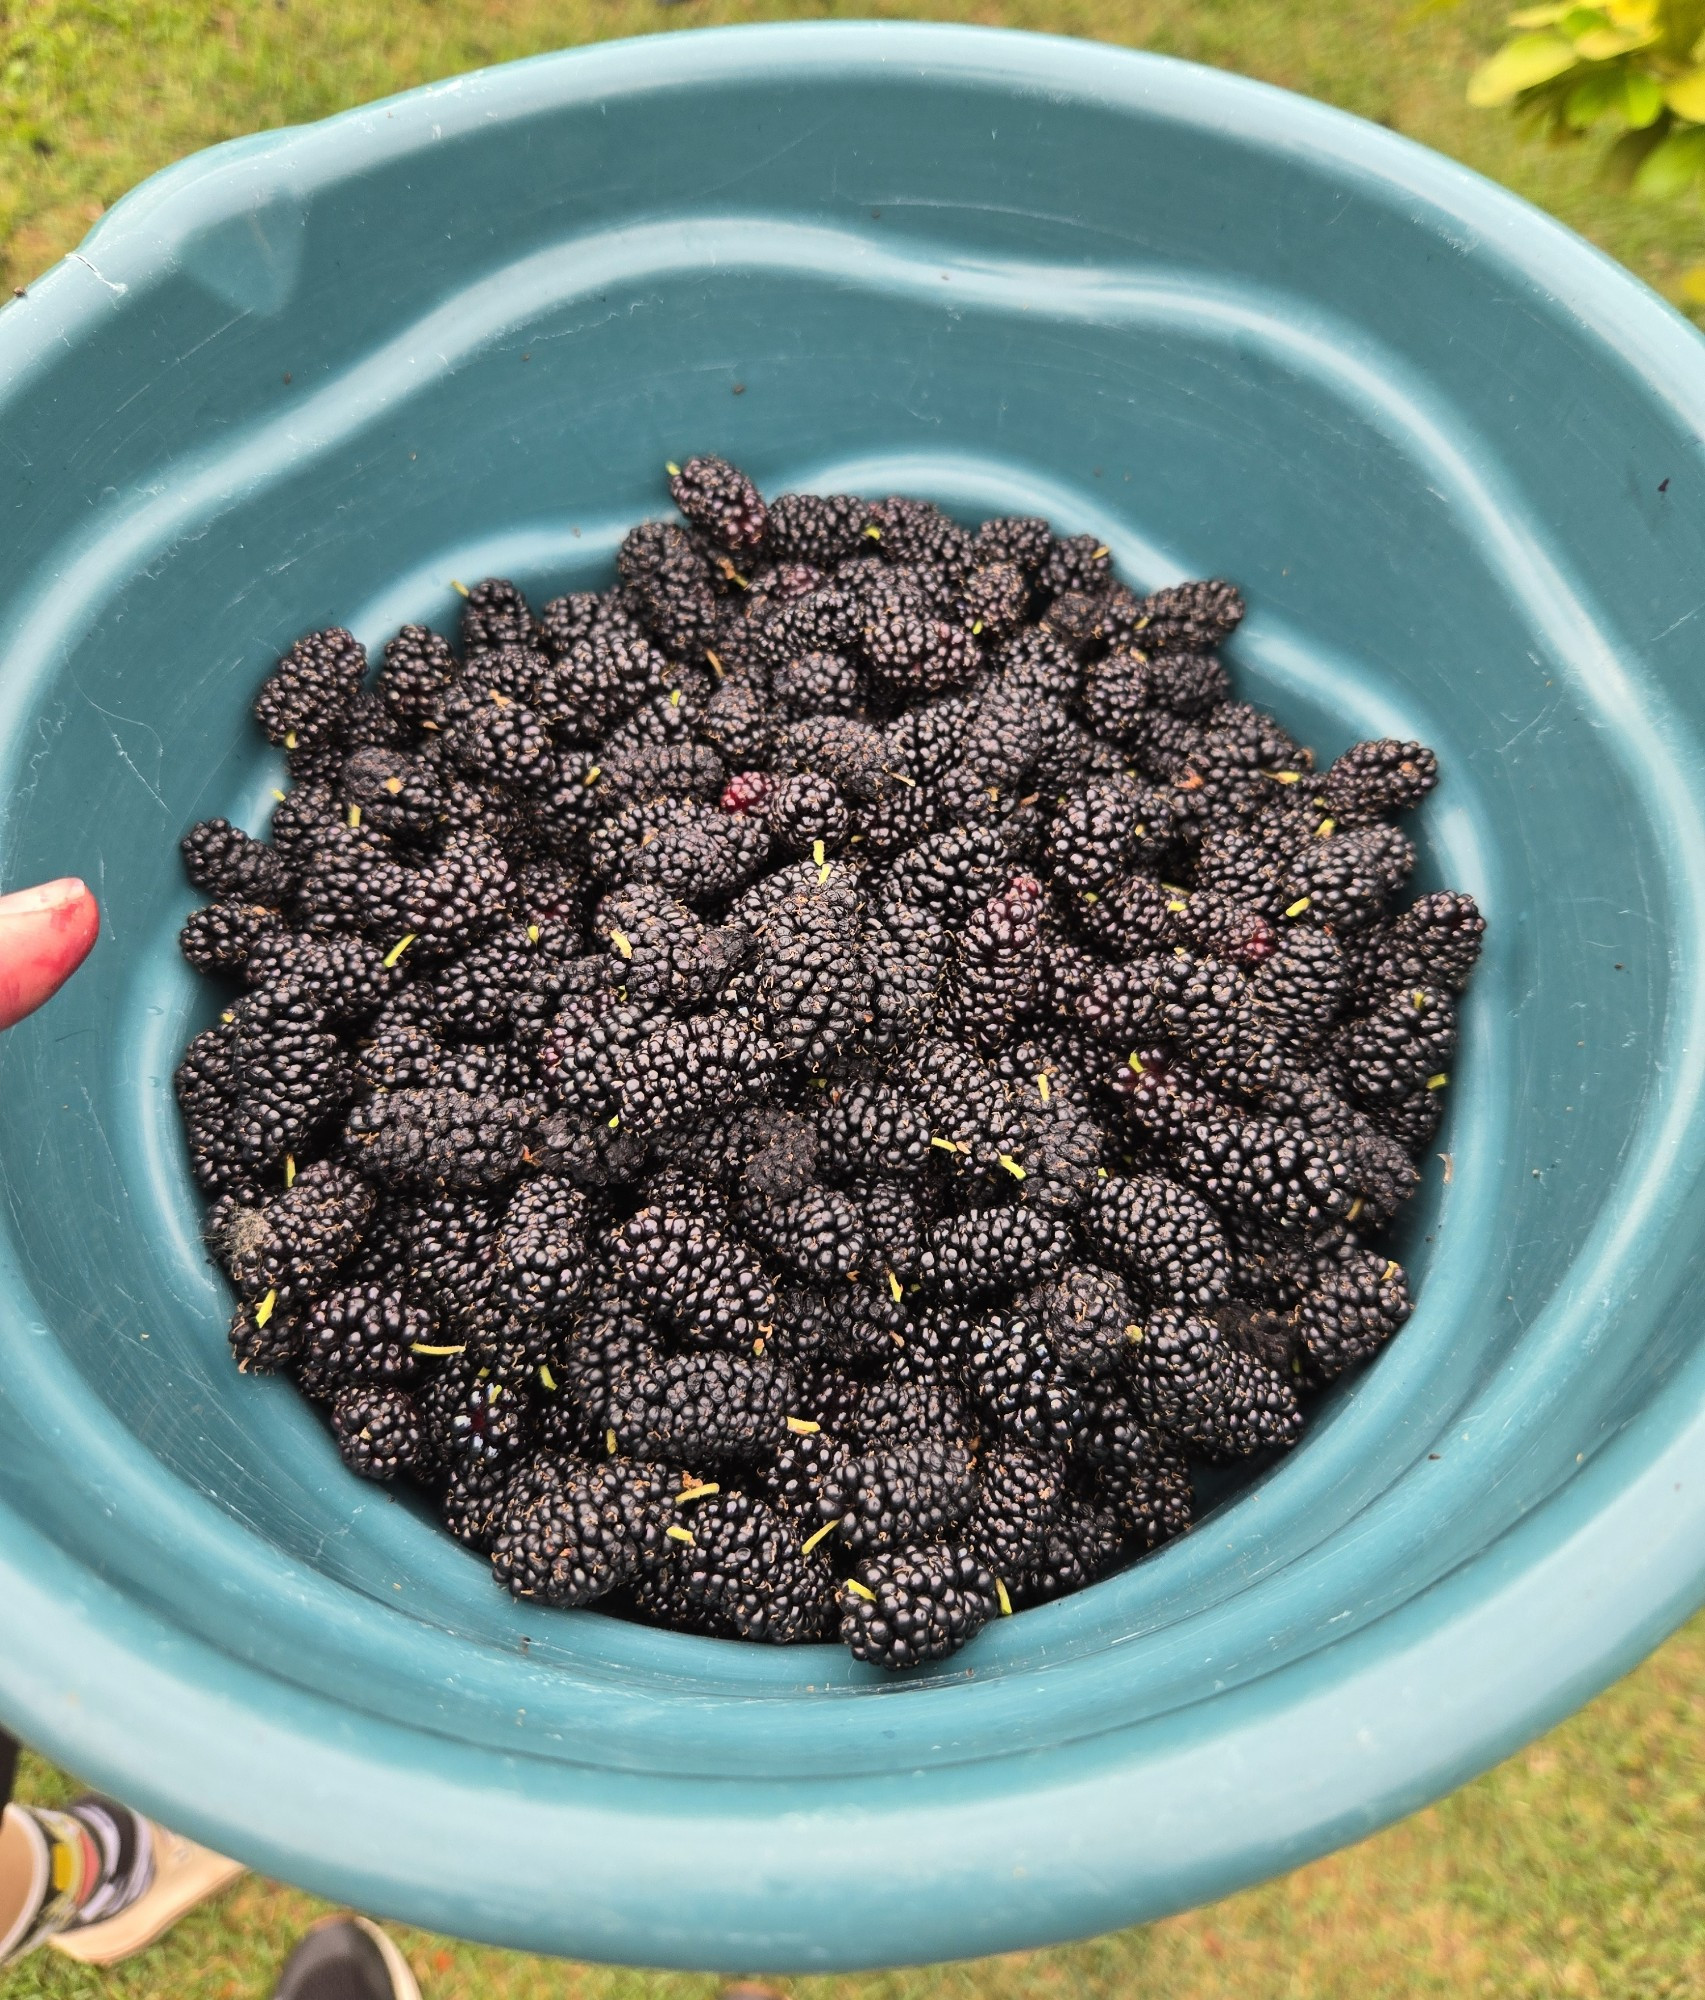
[2,25,1704,1966]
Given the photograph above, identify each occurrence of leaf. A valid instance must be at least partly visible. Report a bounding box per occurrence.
[1572,22,1661,53]
[1679,262,1705,304]
[1604,118,1671,184]
[1566,67,1630,126]
[1467,32,1583,104]
[1507,1,1575,19]
[1632,121,1705,192]
[1669,1,1705,57]
[1602,0,1660,25]
[1666,64,1705,119]
[1625,67,1668,125]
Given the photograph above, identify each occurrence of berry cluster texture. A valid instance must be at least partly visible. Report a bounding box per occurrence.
[178,455,1482,1670]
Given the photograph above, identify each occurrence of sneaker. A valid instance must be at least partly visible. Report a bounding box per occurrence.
[48,1811,243,1965]
[273,1917,422,2000]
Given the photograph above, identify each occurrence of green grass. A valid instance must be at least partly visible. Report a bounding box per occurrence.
[3,0,1705,301]
[6,0,1705,1992]
[8,1609,1705,1999]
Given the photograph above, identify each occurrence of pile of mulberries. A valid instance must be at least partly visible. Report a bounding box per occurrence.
[176,456,1482,1671]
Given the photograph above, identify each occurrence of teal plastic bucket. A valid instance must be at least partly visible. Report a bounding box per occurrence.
[4,22,1705,1972]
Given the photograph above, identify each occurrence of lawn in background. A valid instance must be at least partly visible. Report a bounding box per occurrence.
[4,0,1705,1994]
[3,0,1705,303]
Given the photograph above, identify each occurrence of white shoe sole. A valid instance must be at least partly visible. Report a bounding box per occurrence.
[348,1914,423,2000]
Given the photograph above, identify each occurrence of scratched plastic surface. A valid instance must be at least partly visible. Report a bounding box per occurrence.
[3,23,1705,1972]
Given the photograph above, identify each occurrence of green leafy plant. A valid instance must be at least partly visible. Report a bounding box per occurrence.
[1469,1,1705,203]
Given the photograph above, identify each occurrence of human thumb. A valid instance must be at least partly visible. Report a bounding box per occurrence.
[0,879,101,1030]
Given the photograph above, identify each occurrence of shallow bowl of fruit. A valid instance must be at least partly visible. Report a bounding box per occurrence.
[3,18,1705,1975]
